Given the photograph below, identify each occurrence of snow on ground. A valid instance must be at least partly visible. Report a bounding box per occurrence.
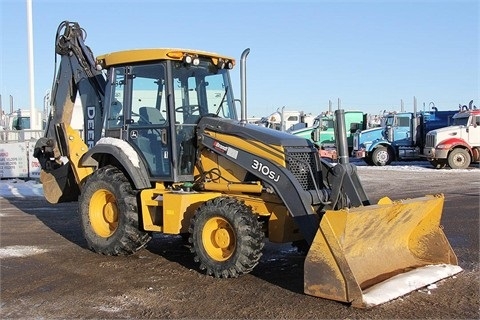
[0,178,44,198]
[0,245,49,258]
[0,162,478,199]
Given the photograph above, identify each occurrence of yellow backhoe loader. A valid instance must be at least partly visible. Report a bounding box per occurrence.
[34,21,461,308]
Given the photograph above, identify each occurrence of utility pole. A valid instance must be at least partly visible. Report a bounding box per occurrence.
[27,0,36,129]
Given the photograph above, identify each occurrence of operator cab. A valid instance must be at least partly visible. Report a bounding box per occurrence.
[101,49,237,182]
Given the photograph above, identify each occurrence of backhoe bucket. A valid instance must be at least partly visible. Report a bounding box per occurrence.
[304,194,462,308]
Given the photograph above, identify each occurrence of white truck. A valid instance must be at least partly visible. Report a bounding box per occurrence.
[423,108,480,169]
[0,109,45,142]
[259,107,315,132]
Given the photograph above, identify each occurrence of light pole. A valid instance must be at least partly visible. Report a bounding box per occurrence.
[27,0,36,129]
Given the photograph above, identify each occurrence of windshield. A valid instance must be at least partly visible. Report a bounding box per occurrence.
[385,116,395,126]
[452,116,469,126]
[12,116,30,130]
[321,119,334,130]
[172,59,236,122]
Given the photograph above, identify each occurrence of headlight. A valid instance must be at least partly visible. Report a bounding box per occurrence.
[437,143,451,149]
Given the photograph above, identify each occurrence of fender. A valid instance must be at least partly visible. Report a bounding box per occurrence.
[366,140,391,153]
[436,137,472,153]
[81,138,151,189]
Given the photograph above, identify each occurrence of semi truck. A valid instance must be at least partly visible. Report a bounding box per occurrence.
[353,99,457,166]
[259,107,315,132]
[290,110,365,158]
[423,104,480,169]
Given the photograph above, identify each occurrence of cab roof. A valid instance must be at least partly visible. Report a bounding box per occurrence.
[453,109,480,118]
[96,48,235,68]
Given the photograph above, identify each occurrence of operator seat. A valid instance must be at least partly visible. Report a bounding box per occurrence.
[139,106,165,125]
[136,106,169,176]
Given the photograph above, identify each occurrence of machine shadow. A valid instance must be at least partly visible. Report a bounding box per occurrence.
[6,198,88,249]
[145,234,307,294]
[8,197,306,294]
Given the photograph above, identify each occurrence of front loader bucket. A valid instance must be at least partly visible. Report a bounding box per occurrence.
[304,194,462,308]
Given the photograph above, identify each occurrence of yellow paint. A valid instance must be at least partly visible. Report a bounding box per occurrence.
[140,188,222,233]
[65,125,93,183]
[96,48,235,68]
[205,129,286,166]
[304,194,458,307]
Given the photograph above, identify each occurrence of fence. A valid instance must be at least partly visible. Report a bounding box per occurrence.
[0,130,44,179]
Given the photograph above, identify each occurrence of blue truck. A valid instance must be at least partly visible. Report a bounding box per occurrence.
[352,107,457,166]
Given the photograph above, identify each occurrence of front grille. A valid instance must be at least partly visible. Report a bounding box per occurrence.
[286,149,317,191]
[425,134,436,148]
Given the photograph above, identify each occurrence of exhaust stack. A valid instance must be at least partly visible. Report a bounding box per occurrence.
[239,48,250,125]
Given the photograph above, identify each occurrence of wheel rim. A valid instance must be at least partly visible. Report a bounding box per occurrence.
[89,189,119,238]
[453,154,466,167]
[376,150,389,164]
[202,216,236,261]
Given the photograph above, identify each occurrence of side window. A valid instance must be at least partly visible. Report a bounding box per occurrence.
[398,117,410,127]
[107,67,125,128]
[131,64,167,125]
[474,116,480,126]
[287,116,298,122]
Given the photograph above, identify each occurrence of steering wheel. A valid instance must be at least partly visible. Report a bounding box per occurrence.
[175,105,200,113]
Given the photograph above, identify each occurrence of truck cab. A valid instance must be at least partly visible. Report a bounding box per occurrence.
[260,109,315,132]
[424,109,480,169]
[0,109,45,142]
[353,109,456,166]
[290,110,365,154]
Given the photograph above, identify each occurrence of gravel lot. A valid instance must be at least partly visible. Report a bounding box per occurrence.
[1,162,479,319]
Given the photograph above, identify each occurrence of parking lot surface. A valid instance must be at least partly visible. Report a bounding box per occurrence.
[1,163,479,319]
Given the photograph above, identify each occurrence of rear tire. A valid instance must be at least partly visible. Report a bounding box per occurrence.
[371,146,393,166]
[79,165,151,255]
[447,148,471,169]
[189,197,264,278]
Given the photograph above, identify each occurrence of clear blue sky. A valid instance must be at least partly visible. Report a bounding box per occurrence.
[0,0,478,117]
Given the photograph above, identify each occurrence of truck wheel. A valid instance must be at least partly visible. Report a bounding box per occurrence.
[79,165,151,255]
[363,156,374,166]
[371,146,393,166]
[429,159,447,169]
[189,197,264,278]
[447,148,471,169]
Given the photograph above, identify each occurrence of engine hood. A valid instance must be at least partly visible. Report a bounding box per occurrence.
[198,116,315,148]
[428,125,464,136]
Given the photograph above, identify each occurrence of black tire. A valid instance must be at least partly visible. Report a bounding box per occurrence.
[363,156,374,166]
[371,146,393,166]
[429,159,447,169]
[189,197,264,278]
[447,148,471,169]
[79,165,151,255]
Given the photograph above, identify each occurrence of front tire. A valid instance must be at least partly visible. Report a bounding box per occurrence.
[448,148,471,169]
[79,165,151,255]
[189,197,264,278]
[363,156,374,166]
[371,146,393,166]
[429,159,447,169]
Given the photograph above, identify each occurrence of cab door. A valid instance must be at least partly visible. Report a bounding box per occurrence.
[468,114,480,145]
[107,64,172,179]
